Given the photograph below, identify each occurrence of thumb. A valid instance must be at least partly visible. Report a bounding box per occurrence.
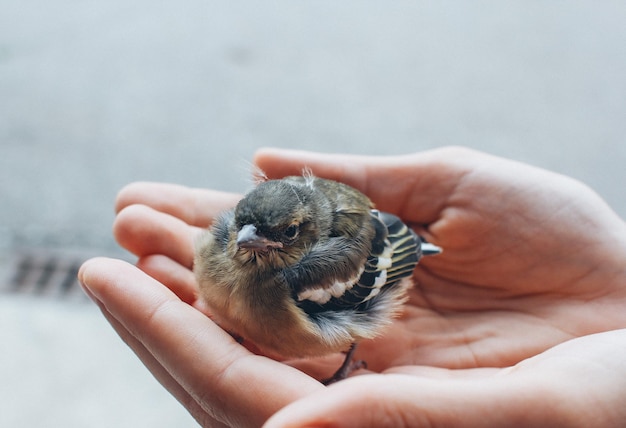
[253,148,377,191]
[263,372,562,428]
[253,147,469,224]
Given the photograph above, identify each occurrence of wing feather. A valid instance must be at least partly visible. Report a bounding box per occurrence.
[297,210,421,312]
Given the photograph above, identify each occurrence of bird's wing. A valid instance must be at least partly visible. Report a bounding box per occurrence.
[296,210,421,312]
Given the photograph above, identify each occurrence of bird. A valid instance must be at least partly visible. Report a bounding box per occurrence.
[194,174,441,383]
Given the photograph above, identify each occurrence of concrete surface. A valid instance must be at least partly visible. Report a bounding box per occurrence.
[1,1,625,427]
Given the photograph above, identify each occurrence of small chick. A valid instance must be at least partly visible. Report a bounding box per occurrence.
[194,175,441,383]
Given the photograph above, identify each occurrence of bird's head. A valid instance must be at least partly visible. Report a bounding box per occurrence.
[232,179,324,268]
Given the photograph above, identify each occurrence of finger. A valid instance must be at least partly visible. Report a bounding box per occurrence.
[79,274,216,426]
[115,181,241,228]
[85,294,225,427]
[79,257,323,428]
[253,147,470,224]
[136,254,198,305]
[264,372,553,428]
[254,148,374,190]
[113,204,200,268]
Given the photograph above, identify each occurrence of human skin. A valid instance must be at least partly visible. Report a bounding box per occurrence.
[79,147,626,427]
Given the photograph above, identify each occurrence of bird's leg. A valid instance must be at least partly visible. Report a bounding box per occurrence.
[322,343,366,385]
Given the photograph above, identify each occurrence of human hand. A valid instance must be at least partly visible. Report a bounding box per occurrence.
[254,147,626,371]
[79,146,626,426]
[264,328,626,427]
[78,185,325,427]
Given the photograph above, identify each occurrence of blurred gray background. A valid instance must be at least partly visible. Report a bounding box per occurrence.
[1,1,625,427]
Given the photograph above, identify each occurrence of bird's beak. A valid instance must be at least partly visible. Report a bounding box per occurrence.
[236,224,283,251]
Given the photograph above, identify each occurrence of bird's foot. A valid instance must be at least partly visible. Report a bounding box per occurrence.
[322,343,366,385]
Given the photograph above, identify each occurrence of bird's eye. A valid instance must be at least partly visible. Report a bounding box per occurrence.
[283,224,299,240]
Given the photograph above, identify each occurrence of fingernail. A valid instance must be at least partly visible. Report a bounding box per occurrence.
[77,259,99,302]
